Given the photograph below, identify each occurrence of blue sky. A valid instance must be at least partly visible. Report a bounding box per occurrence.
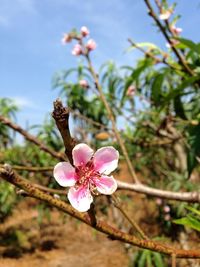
[0,0,200,129]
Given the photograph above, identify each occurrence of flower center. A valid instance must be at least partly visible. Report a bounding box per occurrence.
[75,161,100,193]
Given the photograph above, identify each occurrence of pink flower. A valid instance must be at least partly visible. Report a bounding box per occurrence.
[126,85,136,96]
[159,9,173,20]
[164,214,171,221]
[61,33,72,44]
[86,39,97,51]
[72,44,82,56]
[81,26,90,37]
[156,198,162,206]
[163,205,170,213]
[53,143,119,212]
[79,79,89,89]
[166,39,179,48]
[171,25,182,36]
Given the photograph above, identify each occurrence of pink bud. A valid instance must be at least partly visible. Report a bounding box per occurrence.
[79,79,89,89]
[81,26,89,37]
[163,205,170,213]
[171,25,182,36]
[159,9,173,20]
[86,39,97,51]
[72,44,82,56]
[61,33,72,44]
[164,214,171,221]
[166,39,179,48]
[156,198,162,206]
[126,85,136,96]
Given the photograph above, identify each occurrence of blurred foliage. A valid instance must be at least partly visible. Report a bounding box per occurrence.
[173,206,200,232]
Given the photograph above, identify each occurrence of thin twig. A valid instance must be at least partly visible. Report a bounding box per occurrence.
[85,54,140,184]
[112,194,149,240]
[1,166,200,258]
[172,253,177,267]
[0,164,53,172]
[71,109,111,131]
[117,180,200,203]
[0,115,66,161]
[144,0,194,76]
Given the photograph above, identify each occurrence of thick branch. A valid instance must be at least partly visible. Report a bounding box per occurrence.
[52,99,77,165]
[0,166,200,258]
[0,115,66,161]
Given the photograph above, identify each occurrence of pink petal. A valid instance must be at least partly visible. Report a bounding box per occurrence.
[93,146,119,175]
[94,175,117,195]
[53,162,77,187]
[72,143,94,167]
[68,185,93,212]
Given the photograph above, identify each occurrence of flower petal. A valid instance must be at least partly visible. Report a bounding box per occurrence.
[94,175,117,195]
[68,185,93,212]
[72,143,94,167]
[53,162,77,187]
[93,146,119,174]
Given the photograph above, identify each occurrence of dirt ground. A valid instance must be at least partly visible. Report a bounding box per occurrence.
[0,204,129,267]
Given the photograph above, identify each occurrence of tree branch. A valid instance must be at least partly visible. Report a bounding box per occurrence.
[117,180,200,203]
[144,0,194,76]
[52,99,77,165]
[0,115,66,161]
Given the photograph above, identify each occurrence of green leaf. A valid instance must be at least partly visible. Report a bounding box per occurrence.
[151,74,165,106]
[187,124,200,175]
[186,206,200,217]
[153,252,165,267]
[127,42,161,53]
[176,38,200,54]
[173,216,200,231]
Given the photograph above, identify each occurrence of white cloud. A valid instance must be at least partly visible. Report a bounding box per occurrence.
[11,96,37,109]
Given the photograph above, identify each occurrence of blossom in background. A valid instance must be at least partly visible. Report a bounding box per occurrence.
[126,85,136,96]
[53,143,118,212]
[156,198,163,206]
[159,9,173,20]
[170,25,182,36]
[166,39,179,49]
[61,33,72,44]
[72,44,82,56]
[164,214,171,221]
[86,39,97,51]
[163,205,170,213]
[79,79,89,89]
[81,26,90,37]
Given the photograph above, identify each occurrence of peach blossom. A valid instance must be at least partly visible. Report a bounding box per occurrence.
[81,26,90,37]
[72,44,82,56]
[53,143,119,212]
[61,33,72,44]
[79,79,89,89]
[86,39,97,51]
